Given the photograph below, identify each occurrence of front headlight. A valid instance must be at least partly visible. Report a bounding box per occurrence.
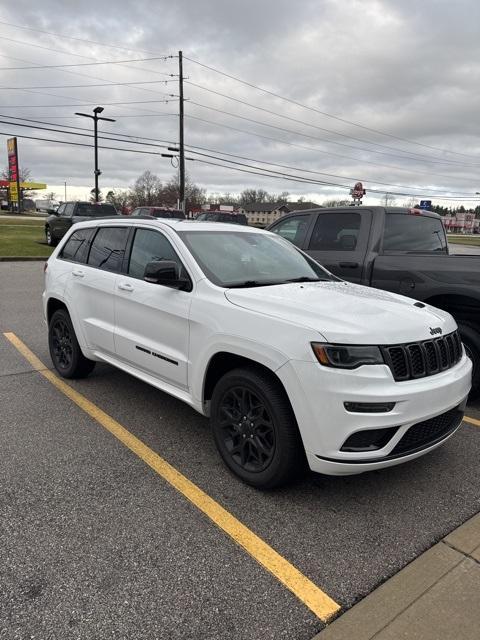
[311,343,384,369]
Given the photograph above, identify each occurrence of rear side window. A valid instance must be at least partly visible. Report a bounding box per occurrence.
[383,214,447,253]
[76,203,117,217]
[270,215,310,247]
[60,228,94,263]
[87,227,129,272]
[128,228,180,279]
[309,213,360,251]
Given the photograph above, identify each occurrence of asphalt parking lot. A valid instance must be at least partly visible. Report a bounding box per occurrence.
[1,262,479,640]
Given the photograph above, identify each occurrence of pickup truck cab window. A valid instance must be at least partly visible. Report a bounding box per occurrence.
[128,228,188,281]
[87,226,129,272]
[270,215,310,247]
[63,203,75,217]
[383,214,447,253]
[308,212,360,251]
[56,204,66,216]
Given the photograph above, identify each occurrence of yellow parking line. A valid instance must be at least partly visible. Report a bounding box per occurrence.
[464,415,480,428]
[3,331,340,623]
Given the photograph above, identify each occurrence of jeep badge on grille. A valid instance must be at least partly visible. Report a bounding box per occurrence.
[430,327,442,336]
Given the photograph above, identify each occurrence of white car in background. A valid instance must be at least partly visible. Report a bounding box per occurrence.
[43,218,472,488]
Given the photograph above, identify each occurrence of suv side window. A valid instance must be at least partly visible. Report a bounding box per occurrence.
[128,228,189,283]
[308,212,360,251]
[60,228,94,263]
[270,215,310,247]
[87,227,129,272]
[62,203,75,217]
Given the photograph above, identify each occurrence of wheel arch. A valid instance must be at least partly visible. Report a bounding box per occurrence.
[202,351,292,415]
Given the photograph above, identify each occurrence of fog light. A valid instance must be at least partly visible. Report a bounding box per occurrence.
[344,402,395,413]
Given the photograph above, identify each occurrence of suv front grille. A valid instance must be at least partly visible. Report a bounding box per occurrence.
[382,331,462,381]
[391,406,464,456]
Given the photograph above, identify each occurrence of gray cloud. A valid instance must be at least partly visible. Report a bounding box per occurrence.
[0,0,479,206]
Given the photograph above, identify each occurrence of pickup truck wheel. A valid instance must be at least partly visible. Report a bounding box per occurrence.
[211,368,305,489]
[48,309,95,378]
[45,226,57,247]
[458,322,480,397]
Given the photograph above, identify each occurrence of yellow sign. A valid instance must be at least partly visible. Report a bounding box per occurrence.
[20,182,47,190]
[9,181,18,202]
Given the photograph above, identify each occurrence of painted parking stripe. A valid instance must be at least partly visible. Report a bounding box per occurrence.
[3,332,340,623]
[464,415,480,427]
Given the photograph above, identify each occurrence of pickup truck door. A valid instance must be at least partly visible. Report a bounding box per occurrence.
[114,227,191,389]
[303,209,373,283]
[370,212,450,298]
[53,202,75,239]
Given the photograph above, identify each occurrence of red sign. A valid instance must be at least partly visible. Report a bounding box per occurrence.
[7,137,20,204]
[350,181,366,199]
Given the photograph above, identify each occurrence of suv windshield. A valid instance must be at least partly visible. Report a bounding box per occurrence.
[76,203,117,217]
[179,230,334,287]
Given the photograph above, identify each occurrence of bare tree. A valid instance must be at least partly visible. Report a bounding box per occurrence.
[383,193,397,207]
[106,189,130,213]
[129,170,163,207]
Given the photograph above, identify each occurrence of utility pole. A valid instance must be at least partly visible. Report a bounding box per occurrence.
[178,50,185,214]
[64,181,67,202]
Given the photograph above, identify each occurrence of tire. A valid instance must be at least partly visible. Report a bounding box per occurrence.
[458,322,480,398]
[210,367,305,489]
[48,309,96,379]
[45,226,57,247]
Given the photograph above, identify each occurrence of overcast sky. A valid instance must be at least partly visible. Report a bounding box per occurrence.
[1,0,480,207]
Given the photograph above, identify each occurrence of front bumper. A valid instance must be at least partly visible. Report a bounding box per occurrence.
[276,353,472,476]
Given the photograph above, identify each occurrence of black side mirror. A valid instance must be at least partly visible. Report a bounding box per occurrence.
[48,208,58,215]
[144,260,190,290]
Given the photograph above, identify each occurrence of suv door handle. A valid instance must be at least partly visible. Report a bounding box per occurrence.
[72,268,85,278]
[118,282,134,292]
[339,262,359,269]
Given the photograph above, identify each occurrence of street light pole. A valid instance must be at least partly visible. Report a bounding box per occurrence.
[75,106,115,203]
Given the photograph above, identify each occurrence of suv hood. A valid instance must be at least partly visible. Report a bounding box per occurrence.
[225,281,456,345]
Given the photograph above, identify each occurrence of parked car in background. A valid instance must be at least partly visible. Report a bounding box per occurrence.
[130,206,185,219]
[45,201,118,246]
[43,218,471,488]
[268,206,480,395]
[195,211,248,225]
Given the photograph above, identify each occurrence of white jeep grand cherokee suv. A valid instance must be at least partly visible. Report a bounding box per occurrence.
[43,218,472,488]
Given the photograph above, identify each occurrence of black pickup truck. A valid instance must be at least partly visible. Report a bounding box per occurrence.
[268,206,480,394]
[45,201,118,246]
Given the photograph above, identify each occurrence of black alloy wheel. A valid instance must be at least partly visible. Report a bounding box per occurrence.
[45,227,56,246]
[218,386,276,473]
[48,309,96,378]
[211,367,305,489]
[51,316,74,371]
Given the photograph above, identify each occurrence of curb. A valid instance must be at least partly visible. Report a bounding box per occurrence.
[314,512,480,639]
[0,256,49,261]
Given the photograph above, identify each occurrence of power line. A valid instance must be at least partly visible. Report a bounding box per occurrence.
[184,56,480,161]
[189,157,480,201]
[185,114,476,183]
[187,102,480,168]
[0,20,163,56]
[0,80,178,90]
[0,56,177,70]
[186,80,450,164]
[0,35,177,78]
[2,113,474,192]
